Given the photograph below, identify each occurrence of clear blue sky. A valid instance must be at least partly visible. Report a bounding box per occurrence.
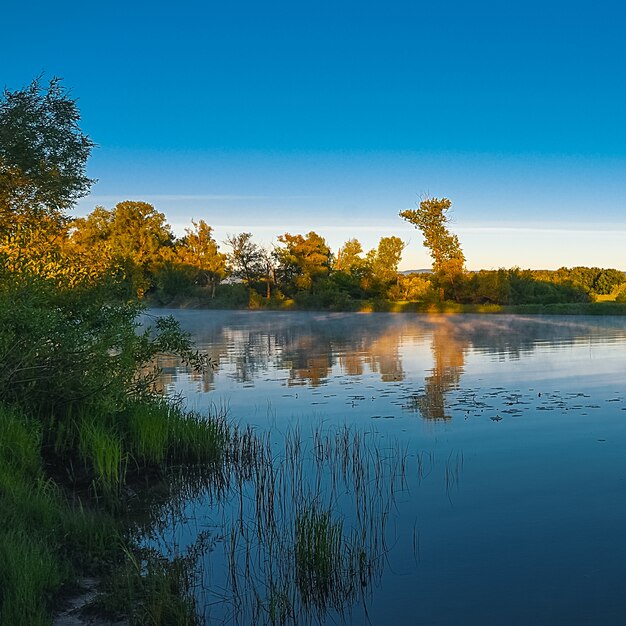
[3,0,626,269]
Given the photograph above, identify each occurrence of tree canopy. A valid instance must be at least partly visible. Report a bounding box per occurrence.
[0,76,94,231]
[275,231,331,292]
[71,201,174,296]
[399,197,464,273]
[400,197,465,299]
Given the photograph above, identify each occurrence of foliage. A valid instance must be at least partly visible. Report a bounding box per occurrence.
[616,284,626,303]
[389,272,433,301]
[335,238,365,274]
[275,231,332,294]
[0,76,94,231]
[225,232,265,284]
[400,197,465,299]
[71,201,175,297]
[363,236,406,296]
[400,197,465,273]
[0,276,207,416]
[176,219,227,296]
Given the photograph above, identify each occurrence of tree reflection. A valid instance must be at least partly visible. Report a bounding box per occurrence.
[404,322,468,420]
[368,329,405,382]
[154,312,626,420]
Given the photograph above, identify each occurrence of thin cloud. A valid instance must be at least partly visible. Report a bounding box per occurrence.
[457,225,626,235]
[81,194,314,202]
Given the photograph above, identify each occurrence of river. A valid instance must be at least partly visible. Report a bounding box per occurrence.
[148,311,626,625]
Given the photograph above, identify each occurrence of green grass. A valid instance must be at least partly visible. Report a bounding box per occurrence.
[94,547,200,626]
[125,399,228,467]
[0,405,120,624]
[295,505,344,608]
[0,397,233,625]
[79,417,128,493]
[0,529,64,626]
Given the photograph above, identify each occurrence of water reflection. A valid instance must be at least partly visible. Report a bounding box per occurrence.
[405,324,468,420]
[156,311,626,423]
[148,311,626,626]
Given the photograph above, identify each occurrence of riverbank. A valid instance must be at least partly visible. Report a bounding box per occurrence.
[0,276,243,625]
[149,294,626,316]
[0,398,232,625]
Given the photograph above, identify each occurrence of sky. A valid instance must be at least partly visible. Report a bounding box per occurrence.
[3,0,626,270]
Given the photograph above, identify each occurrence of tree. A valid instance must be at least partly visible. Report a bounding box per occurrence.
[224,233,278,298]
[177,220,227,297]
[275,231,331,293]
[400,197,465,300]
[225,232,264,286]
[0,76,94,234]
[367,236,405,285]
[0,76,95,281]
[361,236,406,298]
[71,201,174,297]
[335,239,365,273]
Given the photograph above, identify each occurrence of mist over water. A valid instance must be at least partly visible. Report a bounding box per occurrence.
[153,311,626,625]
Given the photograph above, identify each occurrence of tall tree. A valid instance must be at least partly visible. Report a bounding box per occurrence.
[400,197,465,300]
[0,76,95,280]
[367,236,405,285]
[335,238,365,273]
[177,220,227,297]
[0,76,94,233]
[225,232,264,285]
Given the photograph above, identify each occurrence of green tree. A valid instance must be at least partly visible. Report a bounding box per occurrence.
[0,76,94,231]
[400,197,465,300]
[225,232,264,286]
[0,77,95,280]
[275,231,331,293]
[393,273,433,301]
[594,268,625,295]
[335,239,365,273]
[367,236,405,285]
[71,201,174,297]
[177,220,227,297]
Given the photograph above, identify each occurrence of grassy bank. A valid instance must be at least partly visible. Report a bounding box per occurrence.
[361,300,626,315]
[150,294,626,316]
[0,272,236,625]
[0,398,231,625]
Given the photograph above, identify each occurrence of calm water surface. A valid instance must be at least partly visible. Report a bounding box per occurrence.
[152,311,626,625]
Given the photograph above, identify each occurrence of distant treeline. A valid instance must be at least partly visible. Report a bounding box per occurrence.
[63,201,626,309]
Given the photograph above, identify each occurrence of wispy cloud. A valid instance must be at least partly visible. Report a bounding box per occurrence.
[204,223,626,235]
[456,225,626,235]
[81,194,314,202]
[83,194,271,202]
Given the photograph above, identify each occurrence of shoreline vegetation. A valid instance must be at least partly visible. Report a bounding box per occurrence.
[149,294,626,316]
[2,75,626,625]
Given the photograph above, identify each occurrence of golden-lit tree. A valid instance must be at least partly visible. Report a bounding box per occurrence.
[400,197,465,300]
[177,220,227,297]
[366,236,405,284]
[0,77,96,285]
[275,231,331,292]
[70,201,174,296]
[335,238,365,273]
